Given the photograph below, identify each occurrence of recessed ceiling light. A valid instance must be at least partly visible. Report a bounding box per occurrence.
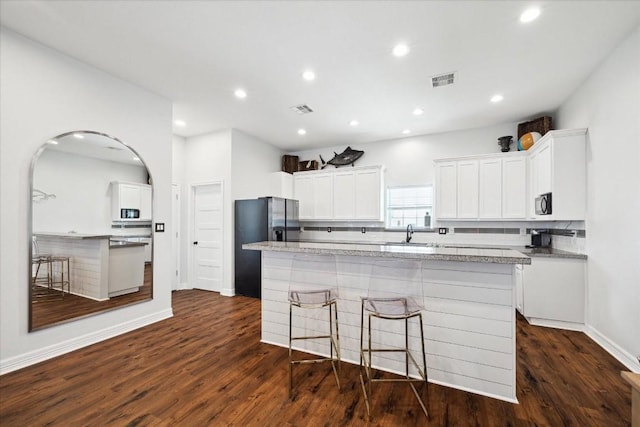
[302,70,316,81]
[520,7,541,23]
[491,94,504,103]
[297,129,307,135]
[47,139,58,145]
[349,120,359,127]
[234,88,247,99]
[413,108,424,116]
[174,119,186,127]
[402,129,411,135]
[392,43,410,57]
[72,133,84,139]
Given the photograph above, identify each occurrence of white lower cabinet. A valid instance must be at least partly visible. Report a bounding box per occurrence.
[293,165,383,221]
[521,257,586,330]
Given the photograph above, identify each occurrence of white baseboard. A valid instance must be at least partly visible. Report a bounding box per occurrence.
[585,325,640,373]
[526,317,585,332]
[174,282,191,291]
[221,287,235,297]
[0,308,173,376]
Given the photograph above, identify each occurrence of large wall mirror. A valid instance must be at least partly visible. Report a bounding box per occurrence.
[29,131,153,331]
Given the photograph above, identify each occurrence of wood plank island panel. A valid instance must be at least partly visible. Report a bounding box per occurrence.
[0,290,631,426]
[261,251,518,402]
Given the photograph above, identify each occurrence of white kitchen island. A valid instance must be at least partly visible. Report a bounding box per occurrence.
[34,233,147,300]
[243,241,531,403]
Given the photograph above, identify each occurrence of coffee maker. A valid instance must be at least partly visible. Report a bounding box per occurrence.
[527,229,551,248]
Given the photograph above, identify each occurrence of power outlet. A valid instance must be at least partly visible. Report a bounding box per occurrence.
[327,227,332,233]
[438,227,448,235]
[361,227,366,234]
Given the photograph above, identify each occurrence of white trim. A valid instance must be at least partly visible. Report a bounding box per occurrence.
[171,183,181,291]
[525,317,585,332]
[0,308,173,375]
[585,325,640,373]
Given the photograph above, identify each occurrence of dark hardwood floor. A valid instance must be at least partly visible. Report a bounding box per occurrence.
[31,264,152,330]
[1,290,632,426]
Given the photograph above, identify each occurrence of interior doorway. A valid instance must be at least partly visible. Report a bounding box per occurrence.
[190,182,223,292]
[171,184,181,291]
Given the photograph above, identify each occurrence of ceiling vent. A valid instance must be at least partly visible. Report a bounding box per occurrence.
[431,72,456,88]
[290,104,314,115]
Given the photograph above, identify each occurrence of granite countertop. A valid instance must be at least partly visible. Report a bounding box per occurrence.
[34,232,111,240]
[510,246,587,260]
[243,241,531,264]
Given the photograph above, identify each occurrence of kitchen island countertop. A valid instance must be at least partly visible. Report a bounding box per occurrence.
[243,240,531,264]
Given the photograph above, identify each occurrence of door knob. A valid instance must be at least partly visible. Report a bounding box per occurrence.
[193,241,198,245]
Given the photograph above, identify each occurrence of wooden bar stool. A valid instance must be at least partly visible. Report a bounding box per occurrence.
[288,254,340,398]
[359,259,429,420]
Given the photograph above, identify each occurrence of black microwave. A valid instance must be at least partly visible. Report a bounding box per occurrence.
[534,192,552,215]
[120,208,140,219]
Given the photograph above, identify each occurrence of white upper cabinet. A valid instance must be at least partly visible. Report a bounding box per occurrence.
[435,152,527,220]
[435,161,457,219]
[457,160,479,218]
[354,167,382,220]
[332,171,356,219]
[501,156,527,218]
[111,181,152,221]
[293,165,384,221]
[479,158,503,219]
[527,129,587,220]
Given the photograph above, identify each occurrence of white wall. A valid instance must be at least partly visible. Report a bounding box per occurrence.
[177,128,282,295]
[0,28,173,373]
[290,122,519,187]
[231,129,283,199]
[33,150,147,234]
[556,26,640,370]
[172,135,188,286]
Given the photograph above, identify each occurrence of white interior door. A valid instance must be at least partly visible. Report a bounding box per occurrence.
[191,183,223,292]
[171,184,180,291]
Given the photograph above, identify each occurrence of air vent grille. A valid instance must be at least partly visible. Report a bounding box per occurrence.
[290,104,314,115]
[431,72,456,88]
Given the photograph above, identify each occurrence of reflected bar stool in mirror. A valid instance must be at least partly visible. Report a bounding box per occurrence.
[288,254,340,399]
[359,259,429,420]
[31,236,70,300]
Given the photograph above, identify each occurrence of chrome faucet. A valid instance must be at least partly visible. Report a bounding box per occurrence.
[406,224,414,243]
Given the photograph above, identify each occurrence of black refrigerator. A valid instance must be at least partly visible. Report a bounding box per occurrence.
[234,197,299,298]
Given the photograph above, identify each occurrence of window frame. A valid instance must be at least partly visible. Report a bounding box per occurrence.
[385,184,434,230]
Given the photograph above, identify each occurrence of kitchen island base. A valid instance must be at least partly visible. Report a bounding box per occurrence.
[260,251,519,403]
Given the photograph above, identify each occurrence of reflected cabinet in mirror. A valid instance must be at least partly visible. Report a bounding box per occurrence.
[29,131,153,331]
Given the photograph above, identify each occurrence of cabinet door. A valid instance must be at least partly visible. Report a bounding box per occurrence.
[456,160,479,218]
[333,171,356,219]
[294,175,314,219]
[436,162,457,219]
[478,158,502,219]
[120,184,141,209]
[355,168,382,220]
[140,186,152,221]
[313,173,334,219]
[535,142,552,196]
[502,157,527,218]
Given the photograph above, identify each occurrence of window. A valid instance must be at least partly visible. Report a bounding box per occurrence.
[386,185,434,229]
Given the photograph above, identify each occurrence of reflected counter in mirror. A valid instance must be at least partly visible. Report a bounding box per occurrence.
[29,131,153,331]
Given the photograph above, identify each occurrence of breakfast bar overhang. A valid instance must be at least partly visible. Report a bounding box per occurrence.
[243,241,531,403]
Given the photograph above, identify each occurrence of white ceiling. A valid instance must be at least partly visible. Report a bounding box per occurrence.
[1,1,639,151]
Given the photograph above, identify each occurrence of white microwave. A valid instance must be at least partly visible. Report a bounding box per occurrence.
[535,192,552,215]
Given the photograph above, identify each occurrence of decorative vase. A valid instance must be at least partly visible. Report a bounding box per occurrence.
[498,136,513,152]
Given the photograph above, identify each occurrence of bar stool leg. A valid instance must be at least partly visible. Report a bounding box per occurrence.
[330,301,341,390]
[359,300,371,418]
[288,302,293,399]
